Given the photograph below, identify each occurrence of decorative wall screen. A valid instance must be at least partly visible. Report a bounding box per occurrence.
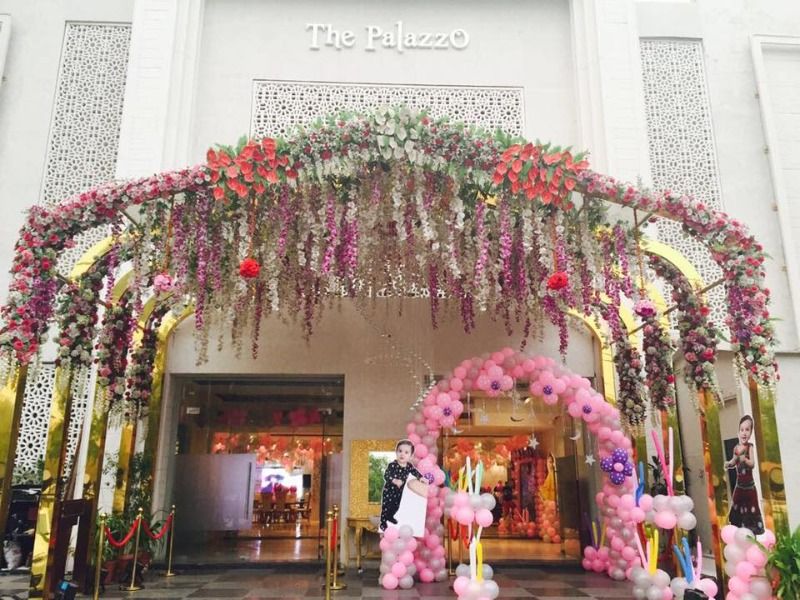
[251,80,525,139]
[14,23,131,483]
[12,364,91,485]
[639,39,728,337]
[41,22,131,277]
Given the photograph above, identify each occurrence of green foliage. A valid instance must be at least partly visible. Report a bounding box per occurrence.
[368,454,391,503]
[767,525,800,599]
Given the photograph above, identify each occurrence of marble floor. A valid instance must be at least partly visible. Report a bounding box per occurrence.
[0,565,632,600]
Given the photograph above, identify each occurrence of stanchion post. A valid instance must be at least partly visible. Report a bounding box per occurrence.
[324,511,333,600]
[122,508,143,592]
[93,513,106,600]
[163,505,176,577]
[457,525,463,566]
[332,505,345,577]
[330,506,346,590]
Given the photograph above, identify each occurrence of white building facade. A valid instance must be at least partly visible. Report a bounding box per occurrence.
[1,0,800,565]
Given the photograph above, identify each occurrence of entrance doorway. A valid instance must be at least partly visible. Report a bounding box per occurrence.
[442,386,588,562]
[168,375,344,563]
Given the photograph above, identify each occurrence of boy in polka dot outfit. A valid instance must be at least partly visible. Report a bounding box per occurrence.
[379,440,422,532]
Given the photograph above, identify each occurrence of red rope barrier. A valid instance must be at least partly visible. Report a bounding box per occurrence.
[142,513,173,541]
[105,518,139,549]
[330,515,338,551]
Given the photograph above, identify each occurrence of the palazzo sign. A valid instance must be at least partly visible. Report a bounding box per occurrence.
[306,22,470,52]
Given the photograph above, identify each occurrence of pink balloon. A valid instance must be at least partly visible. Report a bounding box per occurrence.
[426,534,441,549]
[475,508,493,528]
[735,560,756,581]
[383,527,399,542]
[745,545,767,568]
[661,588,672,600]
[500,375,514,391]
[584,546,597,560]
[697,578,718,598]
[379,538,390,551]
[638,494,654,512]
[621,546,637,561]
[728,576,747,595]
[419,568,434,583]
[454,367,467,379]
[761,529,776,548]
[456,506,474,525]
[436,393,450,408]
[630,507,646,523]
[400,550,414,564]
[450,378,463,392]
[654,511,677,530]
[567,402,583,418]
[453,576,469,595]
[382,573,398,590]
[581,558,592,571]
[721,524,738,545]
[391,562,407,578]
[416,444,429,459]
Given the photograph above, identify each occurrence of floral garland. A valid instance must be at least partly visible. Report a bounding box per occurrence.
[639,313,677,411]
[95,293,135,405]
[54,267,105,370]
[649,255,720,397]
[124,305,168,410]
[0,107,778,391]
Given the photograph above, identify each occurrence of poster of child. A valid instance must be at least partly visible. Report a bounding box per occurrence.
[724,415,765,535]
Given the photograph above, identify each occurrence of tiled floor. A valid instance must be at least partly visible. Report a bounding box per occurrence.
[0,566,632,600]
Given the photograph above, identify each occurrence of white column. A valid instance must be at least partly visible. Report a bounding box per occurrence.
[116,0,205,178]
[569,0,651,184]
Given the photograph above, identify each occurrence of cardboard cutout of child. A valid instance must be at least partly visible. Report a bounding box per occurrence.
[379,439,429,536]
[724,414,765,535]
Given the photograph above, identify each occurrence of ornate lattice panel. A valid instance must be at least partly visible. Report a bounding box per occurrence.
[40,23,131,276]
[639,40,728,337]
[12,364,92,485]
[251,80,524,139]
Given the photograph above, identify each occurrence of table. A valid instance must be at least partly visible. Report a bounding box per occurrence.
[346,516,378,572]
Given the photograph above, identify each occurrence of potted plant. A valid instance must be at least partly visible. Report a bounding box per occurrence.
[766,525,800,599]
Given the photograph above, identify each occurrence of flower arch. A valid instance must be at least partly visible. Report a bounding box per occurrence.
[0,106,777,395]
[379,348,641,593]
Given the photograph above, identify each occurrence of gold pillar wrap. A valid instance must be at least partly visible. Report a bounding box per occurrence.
[748,380,788,536]
[661,410,686,495]
[699,389,727,587]
[113,421,137,513]
[29,368,75,597]
[0,366,28,537]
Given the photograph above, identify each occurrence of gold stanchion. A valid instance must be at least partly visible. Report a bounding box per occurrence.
[122,508,144,592]
[332,505,345,577]
[93,513,106,600]
[324,511,333,600]
[163,505,176,577]
[330,506,346,591]
[457,525,463,566]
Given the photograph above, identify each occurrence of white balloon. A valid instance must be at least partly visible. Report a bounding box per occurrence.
[399,524,414,539]
[653,569,670,588]
[483,579,500,599]
[469,495,483,510]
[750,577,772,599]
[379,563,390,574]
[481,493,497,510]
[670,577,689,599]
[481,564,494,580]
[724,543,744,563]
[455,563,470,577]
[399,575,414,589]
[646,585,663,600]
[677,512,697,531]
[435,569,448,582]
[633,588,647,599]
[383,551,397,564]
[735,527,754,547]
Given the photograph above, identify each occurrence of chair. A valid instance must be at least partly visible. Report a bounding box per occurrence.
[260,491,275,524]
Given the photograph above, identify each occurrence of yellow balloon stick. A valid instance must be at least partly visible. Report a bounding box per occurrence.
[592,522,598,548]
[599,524,606,549]
[650,530,659,574]
[476,542,483,581]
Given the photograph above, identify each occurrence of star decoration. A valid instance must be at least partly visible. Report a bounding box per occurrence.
[585,453,596,466]
[528,434,539,450]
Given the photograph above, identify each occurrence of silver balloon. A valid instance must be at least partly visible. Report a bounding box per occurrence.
[406,564,417,576]
[481,564,494,580]
[379,563,390,574]
[399,525,414,539]
[455,563,470,577]
[435,569,448,582]
[383,551,397,564]
[469,495,483,510]
[483,579,500,600]
[399,575,414,589]
[481,493,497,511]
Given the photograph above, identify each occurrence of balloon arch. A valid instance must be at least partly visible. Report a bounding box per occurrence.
[380,348,640,594]
[0,106,783,599]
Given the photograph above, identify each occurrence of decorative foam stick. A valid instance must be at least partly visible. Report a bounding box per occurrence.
[592,521,599,549]
[669,427,675,496]
[599,524,606,549]
[695,540,702,582]
[634,530,647,568]
[636,462,646,504]
[650,429,674,496]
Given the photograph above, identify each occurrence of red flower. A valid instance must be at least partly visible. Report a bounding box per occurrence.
[547,272,568,290]
[239,258,261,279]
